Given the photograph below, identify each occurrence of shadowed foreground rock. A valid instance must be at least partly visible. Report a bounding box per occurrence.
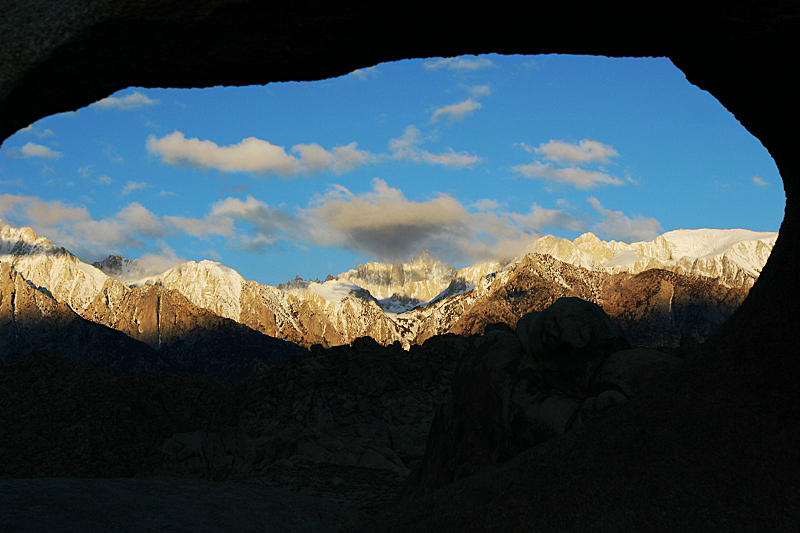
[400,298,674,501]
[0,477,362,532]
[1,0,799,531]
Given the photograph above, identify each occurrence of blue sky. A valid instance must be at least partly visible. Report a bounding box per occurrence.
[0,54,785,286]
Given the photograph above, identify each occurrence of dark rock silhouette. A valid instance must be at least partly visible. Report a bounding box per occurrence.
[1,1,798,531]
[401,298,646,500]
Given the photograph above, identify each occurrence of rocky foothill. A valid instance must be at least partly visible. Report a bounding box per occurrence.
[0,296,688,517]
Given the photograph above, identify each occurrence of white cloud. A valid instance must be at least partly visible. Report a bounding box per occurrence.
[116,202,167,237]
[466,85,491,98]
[298,179,582,263]
[587,197,663,243]
[210,196,300,248]
[163,214,234,237]
[301,178,473,260]
[0,194,241,262]
[147,131,373,176]
[421,148,482,167]
[147,131,303,174]
[78,165,92,179]
[423,57,494,70]
[430,98,482,122]
[21,142,61,159]
[348,67,379,80]
[514,142,535,153]
[472,198,501,211]
[121,181,148,196]
[291,141,372,174]
[93,91,160,110]
[98,175,113,185]
[389,125,482,168]
[510,204,588,233]
[752,176,768,186]
[130,245,186,278]
[511,161,623,190]
[535,139,619,163]
[16,125,55,137]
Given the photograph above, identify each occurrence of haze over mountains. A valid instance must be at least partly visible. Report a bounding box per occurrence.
[0,220,776,379]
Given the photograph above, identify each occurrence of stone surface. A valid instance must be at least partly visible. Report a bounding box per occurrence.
[0,477,363,532]
[592,348,684,398]
[523,297,630,389]
[401,300,634,500]
[1,2,799,531]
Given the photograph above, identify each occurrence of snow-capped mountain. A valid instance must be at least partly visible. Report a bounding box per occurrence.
[523,229,777,288]
[0,224,107,312]
[1,220,778,354]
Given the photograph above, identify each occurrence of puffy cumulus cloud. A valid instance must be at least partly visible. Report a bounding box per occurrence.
[388,125,425,161]
[130,244,186,278]
[466,84,491,98]
[147,132,373,176]
[0,194,237,262]
[116,202,167,238]
[430,98,482,122]
[290,143,332,171]
[146,132,303,174]
[298,179,582,264]
[291,141,372,174]
[211,196,301,249]
[389,125,482,168]
[423,57,494,70]
[421,148,482,167]
[301,178,473,261]
[472,198,502,211]
[21,142,61,159]
[587,197,663,243]
[510,204,588,233]
[93,91,160,110]
[512,161,623,190]
[752,176,768,186]
[535,140,619,164]
[121,181,149,196]
[0,194,88,226]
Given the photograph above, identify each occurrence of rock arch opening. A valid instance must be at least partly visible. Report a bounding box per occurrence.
[0,53,785,351]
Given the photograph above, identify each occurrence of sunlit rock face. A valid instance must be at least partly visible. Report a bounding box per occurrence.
[0,224,107,313]
[4,221,765,352]
[0,261,168,372]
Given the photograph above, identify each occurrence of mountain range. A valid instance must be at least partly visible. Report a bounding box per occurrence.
[0,221,776,379]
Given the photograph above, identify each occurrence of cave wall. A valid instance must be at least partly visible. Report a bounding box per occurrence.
[2,1,799,529]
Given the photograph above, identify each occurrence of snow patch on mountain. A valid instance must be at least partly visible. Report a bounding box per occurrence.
[141,260,245,321]
[1,222,107,311]
[522,229,778,288]
[308,279,372,305]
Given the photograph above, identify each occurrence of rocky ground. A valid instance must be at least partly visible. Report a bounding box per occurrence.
[0,297,698,531]
[0,332,468,518]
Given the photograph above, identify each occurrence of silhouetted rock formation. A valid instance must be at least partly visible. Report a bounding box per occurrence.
[401,298,666,500]
[1,2,798,531]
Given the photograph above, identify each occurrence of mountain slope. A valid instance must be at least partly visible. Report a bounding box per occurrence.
[3,221,773,356]
[0,262,168,372]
